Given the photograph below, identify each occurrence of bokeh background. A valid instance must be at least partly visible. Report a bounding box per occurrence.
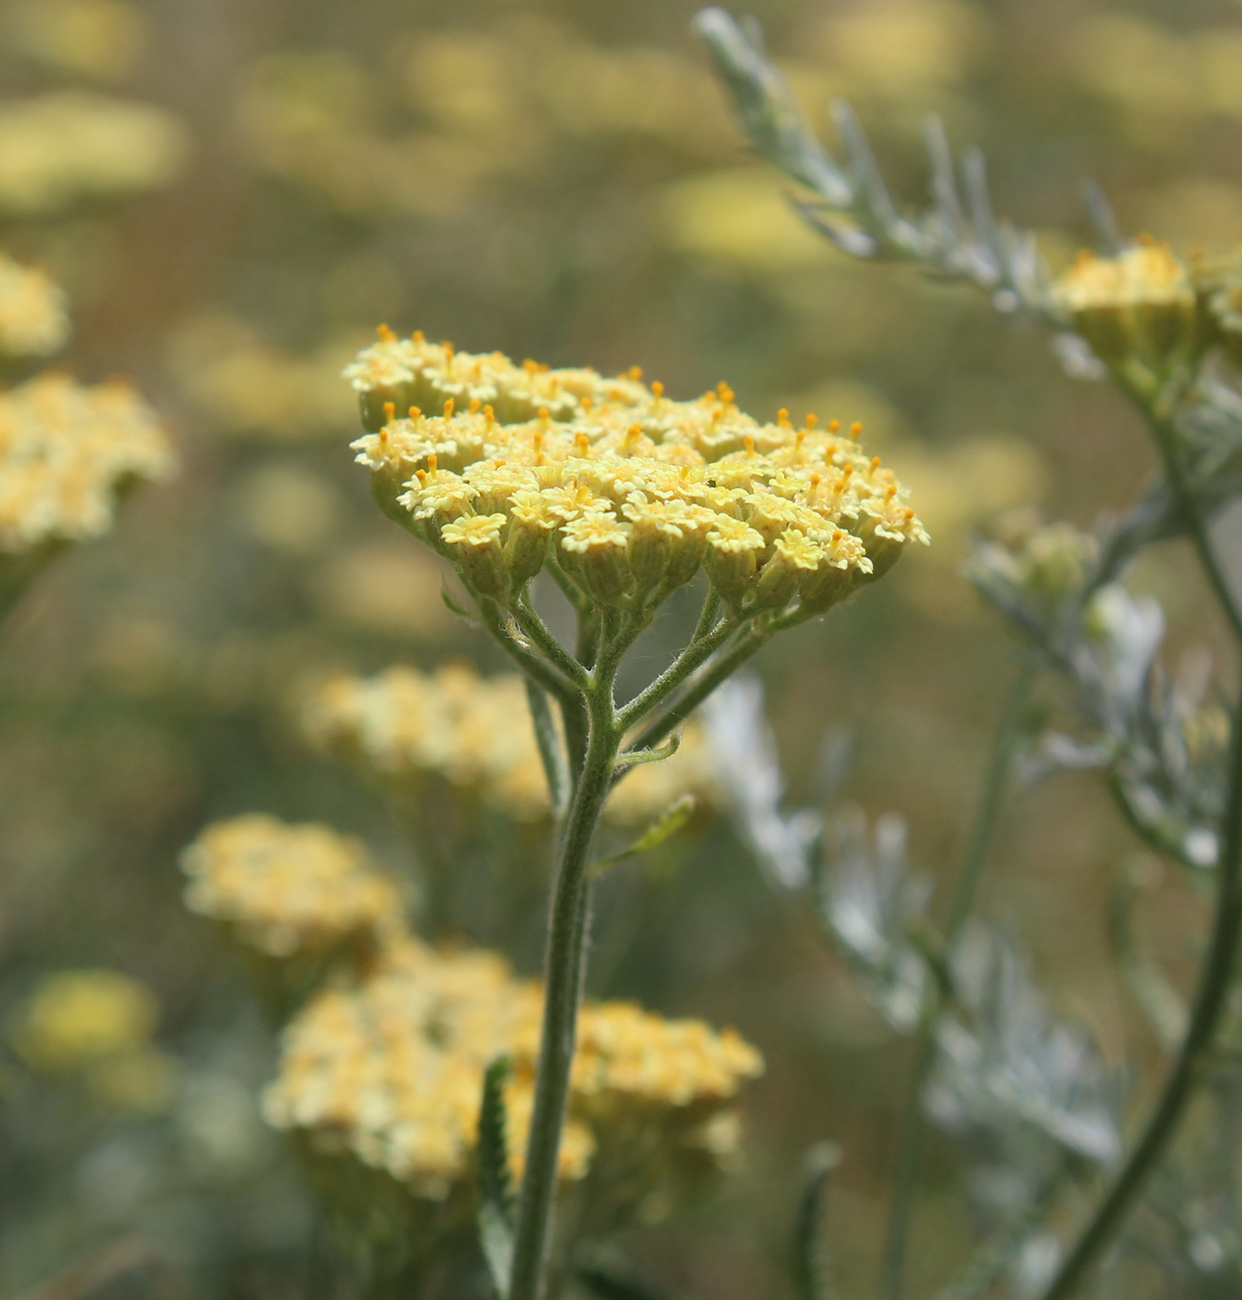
[2,0,1241,1294]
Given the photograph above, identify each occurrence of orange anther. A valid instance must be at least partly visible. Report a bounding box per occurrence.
[443,399,454,418]
[871,456,882,471]
[468,397,481,413]
[382,401,395,422]
[777,407,790,426]
[827,418,840,434]
[443,341,455,361]
[574,431,590,456]
[805,413,818,428]
[538,406,550,422]
[377,324,395,341]
[427,454,438,474]
[416,469,427,485]
[850,422,863,439]
[652,380,664,399]
[744,435,755,456]
[412,330,425,342]
[628,365,644,380]
[483,404,495,424]
[885,484,898,500]
[717,381,734,404]
[408,406,421,419]
[810,473,821,489]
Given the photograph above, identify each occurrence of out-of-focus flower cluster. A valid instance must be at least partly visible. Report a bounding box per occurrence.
[263,933,762,1203]
[6,0,147,83]
[0,253,69,360]
[0,372,172,556]
[8,968,178,1113]
[0,92,185,217]
[180,814,403,960]
[349,333,925,616]
[301,662,723,826]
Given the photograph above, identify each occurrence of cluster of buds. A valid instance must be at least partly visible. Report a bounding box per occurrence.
[301,662,723,826]
[1048,234,1242,380]
[1050,237,1205,374]
[263,932,763,1205]
[347,332,927,619]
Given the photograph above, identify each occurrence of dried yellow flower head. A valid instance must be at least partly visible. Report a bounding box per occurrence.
[180,814,404,959]
[263,935,763,1203]
[347,333,926,617]
[301,662,722,825]
[0,92,186,217]
[0,253,69,358]
[1050,237,1200,369]
[0,372,172,558]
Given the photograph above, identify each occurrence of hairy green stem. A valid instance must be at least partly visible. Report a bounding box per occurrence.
[525,679,570,820]
[509,678,620,1300]
[1036,397,1242,1300]
[514,598,592,690]
[880,660,1036,1300]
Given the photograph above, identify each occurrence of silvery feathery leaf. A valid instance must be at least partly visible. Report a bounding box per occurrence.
[813,807,932,1033]
[704,678,932,1030]
[693,8,1053,314]
[703,677,820,888]
[927,926,1123,1167]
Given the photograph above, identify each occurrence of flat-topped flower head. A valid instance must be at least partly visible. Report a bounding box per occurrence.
[1051,236,1201,369]
[180,814,404,959]
[300,662,724,826]
[0,372,173,596]
[0,253,69,359]
[263,934,763,1204]
[348,334,927,619]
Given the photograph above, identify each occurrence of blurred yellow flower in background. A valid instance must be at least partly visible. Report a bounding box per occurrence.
[0,253,70,360]
[7,0,147,83]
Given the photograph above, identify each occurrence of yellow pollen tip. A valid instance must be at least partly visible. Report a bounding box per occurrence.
[537,407,550,422]
[574,432,590,456]
[382,401,395,422]
[483,404,494,424]
[443,399,454,419]
[412,330,424,342]
[777,407,790,426]
[806,413,818,428]
[810,473,821,489]
[795,430,806,448]
[408,406,421,419]
[744,435,755,456]
[377,324,395,342]
[871,456,882,471]
[885,484,897,500]
[416,469,427,485]
[827,418,840,434]
[468,397,481,413]
[427,454,438,474]
[841,465,854,482]
[716,382,734,404]
[581,396,593,412]
[627,366,643,381]
[850,422,863,439]
[443,342,455,361]
[523,359,538,374]
[651,381,664,398]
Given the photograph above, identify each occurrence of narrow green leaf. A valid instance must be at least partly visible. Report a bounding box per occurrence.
[613,732,681,780]
[596,793,698,869]
[794,1141,842,1300]
[475,1055,515,1298]
[524,679,570,818]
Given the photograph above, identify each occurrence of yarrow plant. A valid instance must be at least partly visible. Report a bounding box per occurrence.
[696,8,1242,1300]
[345,331,927,1298]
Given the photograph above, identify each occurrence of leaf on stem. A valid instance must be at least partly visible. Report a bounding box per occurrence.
[441,580,477,623]
[595,793,698,870]
[524,679,570,819]
[476,1055,515,1299]
[612,732,681,780]
[794,1141,843,1300]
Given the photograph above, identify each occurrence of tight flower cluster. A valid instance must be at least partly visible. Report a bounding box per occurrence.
[0,371,173,555]
[301,661,722,825]
[347,332,927,616]
[262,933,763,1202]
[180,814,403,959]
[0,252,69,359]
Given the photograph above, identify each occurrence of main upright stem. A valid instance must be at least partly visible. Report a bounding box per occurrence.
[508,677,619,1300]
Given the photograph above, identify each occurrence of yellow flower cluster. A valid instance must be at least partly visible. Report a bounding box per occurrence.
[0,91,186,216]
[180,814,403,959]
[301,661,722,825]
[1050,237,1202,368]
[263,934,763,1202]
[0,372,173,556]
[0,253,69,358]
[348,333,926,616]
